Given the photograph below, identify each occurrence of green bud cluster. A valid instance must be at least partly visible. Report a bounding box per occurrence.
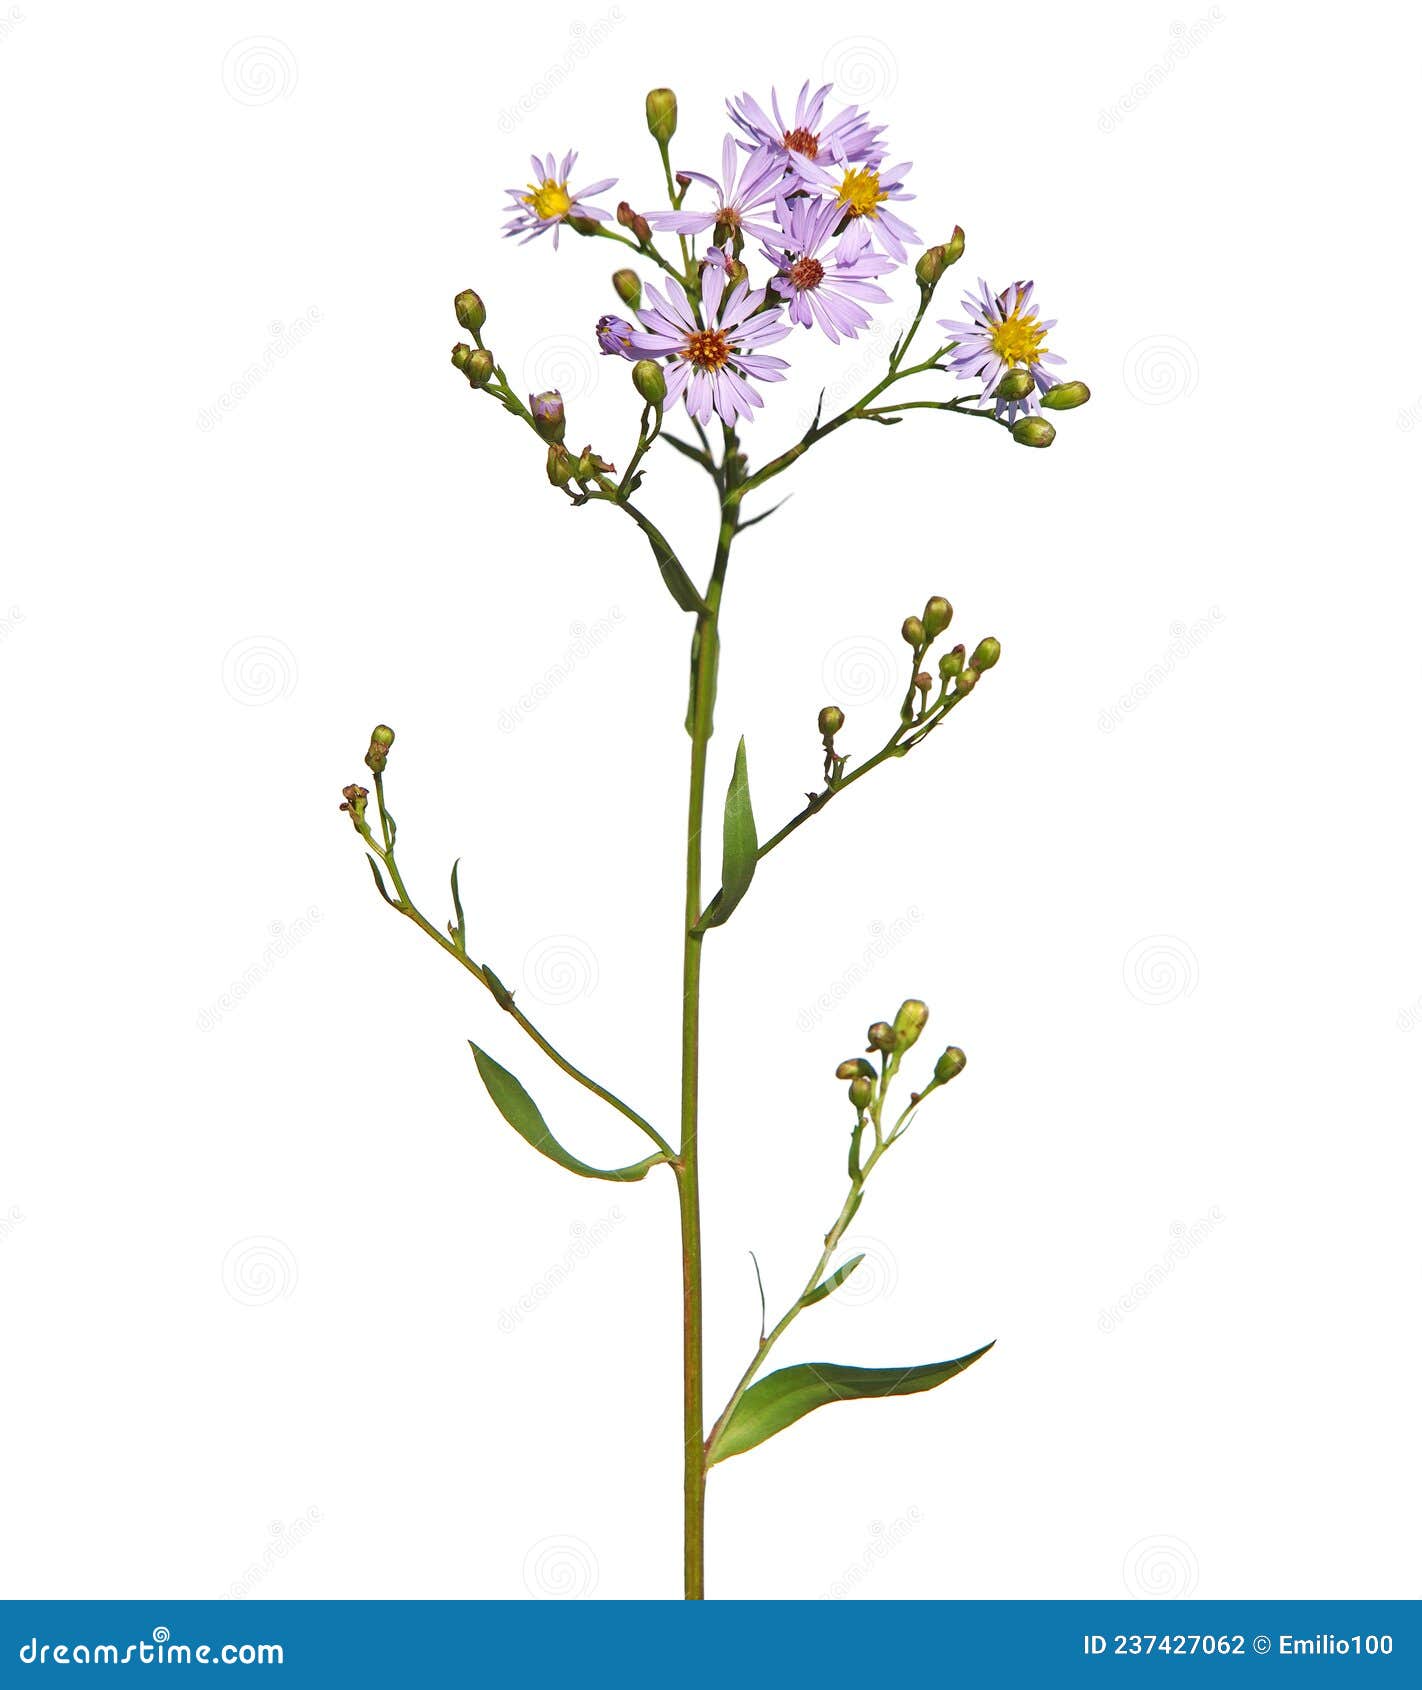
[365,724,395,775]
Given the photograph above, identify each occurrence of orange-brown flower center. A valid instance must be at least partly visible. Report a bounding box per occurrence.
[788,256,825,291]
[784,126,819,159]
[686,329,732,371]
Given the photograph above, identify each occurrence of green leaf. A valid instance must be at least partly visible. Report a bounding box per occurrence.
[469,1042,666,1182]
[448,857,467,952]
[802,1254,865,1309]
[702,736,757,929]
[707,1343,995,1466]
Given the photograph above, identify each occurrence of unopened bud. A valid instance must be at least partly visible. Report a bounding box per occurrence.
[866,1022,894,1054]
[943,226,965,266]
[567,216,602,237]
[914,671,931,697]
[891,999,929,1052]
[646,87,678,144]
[612,268,642,309]
[617,201,652,244]
[956,667,980,694]
[971,637,1001,672]
[1040,380,1091,411]
[994,368,1035,402]
[1011,415,1056,448]
[451,343,473,372]
[465,348,495,388]
[818,704,845,739]
[849,1075,874,1112]
[339,783,369,825]
[836,1058,875,1081]
[633,359,667,407]
[454,290,486,335]
[939,644,966,682]
[597,315,636,357]
[365,725,395,775]
[922,596,953,638]
[530,389,566,443]
[546,443,574,487]
[934,1046,967,1084]
[901,615,926,648]
[916,245,948,289]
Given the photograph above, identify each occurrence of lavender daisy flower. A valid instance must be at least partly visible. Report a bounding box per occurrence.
[796,158,920,263]
[629,259,790,427]
[761,198,893,344]
[938,278,1068,421]
[727,82,886,173]
[503,150,617,249]
[648,136,786,246]
[596,315,638,358]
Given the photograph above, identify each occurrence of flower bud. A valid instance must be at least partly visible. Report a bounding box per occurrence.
[365,725,395,774]
[451,343,473,372]
[836,1058,875,1081]
[616,201,653,244]
[891,999,929,1052]
[915,244,948,289]
[849,1075,874,1112]
[722,257,749,290]
[597,315,636,357]
[454,290,486,335]
[530,390,566,444]
[567,215,602,237]
[866,1021,895,1054]
[1040,380,1091,411]
[339,783,369,825]
[645,87,678,144]
[943,226,965,266]
[465,349,495,388]
[970,636,1001,672]
[934,1046,967,1084]
[573,446,615,479]
[546,443,574,487]
[955,667,980,694]
[612,268,642,309]
[1011,415,1056,448]
[818,704,844,739]
[914,671,931,697]
[633,359,667,407]
[994,368,1035,403]
[922,596,953,638]
[939,644,966,682]
[901,615,925,648]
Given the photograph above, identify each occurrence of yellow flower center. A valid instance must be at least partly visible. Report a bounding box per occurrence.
[524,178,573,221]
[987,306,1049,367]
[835,167,886,219]
[685,329,732,371]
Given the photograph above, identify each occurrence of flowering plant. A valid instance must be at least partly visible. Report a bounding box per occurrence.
[342,80,1090,1599]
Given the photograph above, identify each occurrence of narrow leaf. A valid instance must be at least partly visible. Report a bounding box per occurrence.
[469,1042,666,1182]
[802,1254,865,1309]
[448,857,467,952]
[708,1343,995,1465]
[701,737,757,929]
[366,855,397,906]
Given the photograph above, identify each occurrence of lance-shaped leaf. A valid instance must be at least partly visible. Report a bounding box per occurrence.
[802,1254,865,1309]
[469,1042,666,1182]
[701,736,757,929]
[707,1342,995,1466]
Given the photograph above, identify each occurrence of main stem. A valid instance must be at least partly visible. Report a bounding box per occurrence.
[677,503,735,1601]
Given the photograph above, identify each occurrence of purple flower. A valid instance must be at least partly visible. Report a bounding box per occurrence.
[761,197,893,343]
[596,315,638,358]
[938,279,1068,422]
[794,158,920,263]
[648,136,787,245]
[727,82,886,174]
[503,151,617,249]
[629,259,791,427]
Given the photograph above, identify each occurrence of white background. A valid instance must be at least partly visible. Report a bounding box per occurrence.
[2,1,1419,1603]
